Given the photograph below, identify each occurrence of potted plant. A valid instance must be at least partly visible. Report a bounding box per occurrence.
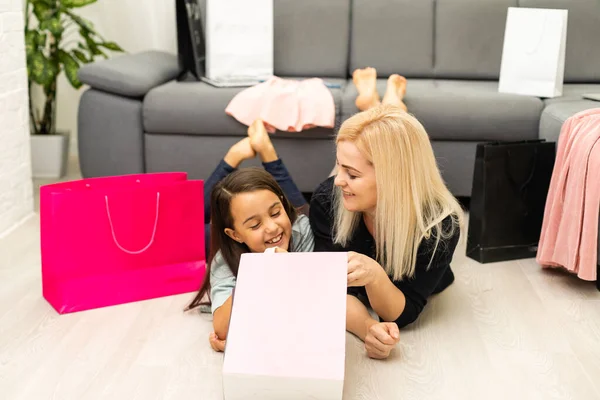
[25,0,123,178]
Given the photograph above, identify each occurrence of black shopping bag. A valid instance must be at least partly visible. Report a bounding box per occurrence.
[466,140,556,263]
[176,0,206,80]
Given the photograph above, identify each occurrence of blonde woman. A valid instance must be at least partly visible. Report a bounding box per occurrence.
[309,101,464,359]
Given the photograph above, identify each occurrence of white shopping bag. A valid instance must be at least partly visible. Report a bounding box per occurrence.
[223,252,347,400]
[205,0,273,85]
[498,7,568,98]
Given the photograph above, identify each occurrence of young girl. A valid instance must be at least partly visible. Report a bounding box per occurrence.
[200,119,309,257]
[186,121,314,352]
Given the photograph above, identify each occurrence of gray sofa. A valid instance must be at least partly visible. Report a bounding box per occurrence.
[77,0,600,284]
[77,0,600,196]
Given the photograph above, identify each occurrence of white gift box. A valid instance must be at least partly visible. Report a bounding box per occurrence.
[223,252,348,400]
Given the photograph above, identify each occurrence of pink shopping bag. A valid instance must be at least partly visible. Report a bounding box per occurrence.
[40,172,206,314]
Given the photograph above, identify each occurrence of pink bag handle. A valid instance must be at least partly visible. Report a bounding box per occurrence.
[104,192,160,254]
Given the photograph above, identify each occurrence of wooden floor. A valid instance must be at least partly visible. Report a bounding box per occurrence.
[1,158,599,400]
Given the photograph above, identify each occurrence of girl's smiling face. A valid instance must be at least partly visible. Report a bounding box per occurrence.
[224,189,293,252]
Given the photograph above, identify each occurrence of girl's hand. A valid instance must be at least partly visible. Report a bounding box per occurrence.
[209,332,226,352]
[347,251,384,287]
[365,322,400,359]
[264,247,287,253]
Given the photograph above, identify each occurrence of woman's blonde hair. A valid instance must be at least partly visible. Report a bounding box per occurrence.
[334,104,464,281]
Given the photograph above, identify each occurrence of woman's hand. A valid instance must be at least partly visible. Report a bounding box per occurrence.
[209,332,226,352]
[365,322,400,359]
[347,251,384,287]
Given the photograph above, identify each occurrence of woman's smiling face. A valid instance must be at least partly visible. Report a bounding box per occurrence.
[334,140,377,213]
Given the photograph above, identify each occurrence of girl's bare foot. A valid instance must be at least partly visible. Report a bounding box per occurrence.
[223,137,256,168]
[353,67,380,111]
[382,74,407,112]
[248,119,278,163]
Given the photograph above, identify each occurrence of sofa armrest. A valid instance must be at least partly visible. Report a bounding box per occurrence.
[78,50,182,98]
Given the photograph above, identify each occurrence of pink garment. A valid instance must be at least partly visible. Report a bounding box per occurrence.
[225,76,335,133]
[536,108,600,281]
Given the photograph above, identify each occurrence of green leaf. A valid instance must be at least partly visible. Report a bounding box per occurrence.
[36,32,47,48]
[99,42,124,52]
[40,17,64,37]
[77,42,91,57]
[62,0,97,8]
[29,51,57,87]
[72,49,89,63]
[86,38,103,56]
[25,31,39,59]
[32,3,55,21]
[65,11,96,34]
[59,50,82,89]
[80,29,104,56]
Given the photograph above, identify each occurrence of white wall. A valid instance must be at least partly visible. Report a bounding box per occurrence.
[54,0,178,154]
[0,0,33,237]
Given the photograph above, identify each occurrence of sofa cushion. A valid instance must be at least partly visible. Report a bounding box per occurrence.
[143,78,346,138]
[78,51,182,98]
[520,0,600,83]
[273,0,351,78]
[544,84,600,105]
[435,0,517,79]
[539,100,600,143]
[342,79,544,141]
[349,0,435,78]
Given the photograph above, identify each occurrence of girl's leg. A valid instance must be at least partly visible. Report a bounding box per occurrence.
[204,138,256,223]
[263,159,308,212]
[247,119,308,214]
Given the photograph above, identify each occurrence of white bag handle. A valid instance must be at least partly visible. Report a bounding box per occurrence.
[104,192,160,254]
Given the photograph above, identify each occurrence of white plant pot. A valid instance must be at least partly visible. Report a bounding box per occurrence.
[30,132,70,179]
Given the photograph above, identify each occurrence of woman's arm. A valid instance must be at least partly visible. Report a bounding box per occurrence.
[347,252,406,322]
[366,269,407,322]
[346,294,400,359]
[351,220,461,328]
[346,294,378,341]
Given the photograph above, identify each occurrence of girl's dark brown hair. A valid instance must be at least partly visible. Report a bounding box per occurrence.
[185,167,298,311]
